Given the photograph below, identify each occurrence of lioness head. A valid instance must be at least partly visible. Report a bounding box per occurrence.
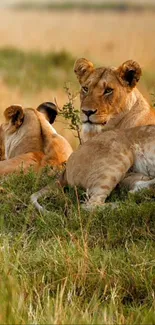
[74,58,142,141]
[2,102,58,159]
[4,101,58,131]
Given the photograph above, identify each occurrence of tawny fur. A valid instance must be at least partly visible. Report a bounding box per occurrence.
[74,58,155,190]
[0,103,73,175]
[0,125,5,161]
[64,125,155,210]
[74,58,155,142]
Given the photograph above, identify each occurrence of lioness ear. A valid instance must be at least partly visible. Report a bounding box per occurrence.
[74,58,94,83]
[37,102,58,124]
[4,105,24,127]
[116,60,142,88]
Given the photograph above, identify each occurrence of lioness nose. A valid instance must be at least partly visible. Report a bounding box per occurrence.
[82,109,97,117]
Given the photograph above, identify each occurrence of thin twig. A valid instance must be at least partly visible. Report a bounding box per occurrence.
[55,83,82,145]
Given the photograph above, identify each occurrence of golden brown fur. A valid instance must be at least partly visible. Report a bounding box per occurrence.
[0,125,5,161]
[74,58,155,142]
[0,102,73,175]
[64,125,155,210]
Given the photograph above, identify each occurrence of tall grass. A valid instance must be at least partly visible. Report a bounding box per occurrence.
[0,168,155,323]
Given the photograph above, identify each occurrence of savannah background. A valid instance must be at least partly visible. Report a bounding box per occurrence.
[1,1,155,324]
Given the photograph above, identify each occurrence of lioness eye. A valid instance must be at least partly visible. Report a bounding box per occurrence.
[82,86,88,93]
[104,88,113,95]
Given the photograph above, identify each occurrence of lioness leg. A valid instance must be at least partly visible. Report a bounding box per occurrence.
[120,172,152,192]
[30,185,51,213]
[0,152,45,175]
[82,186,118,211]
[82,169,127,211]
[129,177,155,193]
[83,173,155,210]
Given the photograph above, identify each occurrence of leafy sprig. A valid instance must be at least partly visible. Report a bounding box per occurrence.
[55,83,82,144]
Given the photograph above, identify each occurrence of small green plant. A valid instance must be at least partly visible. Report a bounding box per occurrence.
[56,83,82,144]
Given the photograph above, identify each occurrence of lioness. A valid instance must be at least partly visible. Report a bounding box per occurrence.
[73,58,155,190]
[63,125,155,210]
[74,58,155,142]
[0,102,73,175]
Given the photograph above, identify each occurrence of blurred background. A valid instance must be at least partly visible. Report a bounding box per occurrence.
[0,0,154,147]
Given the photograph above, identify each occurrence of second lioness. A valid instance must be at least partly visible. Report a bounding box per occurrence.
[63,125,155,210]
[0,102,73,174]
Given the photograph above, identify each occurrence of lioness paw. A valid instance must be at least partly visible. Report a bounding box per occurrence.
[81,201,119,212]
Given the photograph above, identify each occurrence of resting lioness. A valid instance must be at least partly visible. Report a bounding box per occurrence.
[74,58,155,142]
[0,102,73,175]
[63,125,155,210]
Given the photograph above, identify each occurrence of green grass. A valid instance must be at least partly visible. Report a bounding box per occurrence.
[0,47,154,96]
[13,1,155,12]
[0,167,155,323]
[0,47,75,92]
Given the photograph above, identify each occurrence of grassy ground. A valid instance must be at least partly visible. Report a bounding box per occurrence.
[0,167,155,324]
